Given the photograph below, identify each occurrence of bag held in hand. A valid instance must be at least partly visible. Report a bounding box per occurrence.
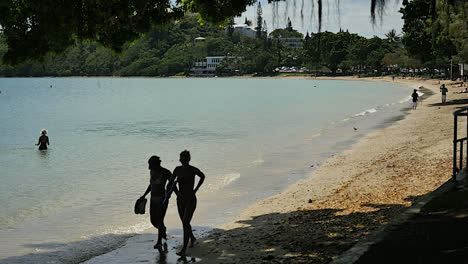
[134,197,147,214]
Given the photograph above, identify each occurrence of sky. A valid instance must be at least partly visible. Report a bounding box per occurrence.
[235,0,404,38]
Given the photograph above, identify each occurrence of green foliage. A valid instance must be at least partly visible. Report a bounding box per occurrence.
[400,0,435,63]
[1,8,462,78]
[0,0,184,65]
[436,0,468,63]
[304,31,364,74]
[255,2,263,39]
[399,0,467,67]
[270,28,304,39]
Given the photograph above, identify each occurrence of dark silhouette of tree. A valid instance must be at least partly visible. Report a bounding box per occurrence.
[244,17,253,26]
[1,0,464,65]
[286,17,293,31]
[385,29,401,43]
[400,0,434,64]
[255,2,263,39]
[227,18,235,39]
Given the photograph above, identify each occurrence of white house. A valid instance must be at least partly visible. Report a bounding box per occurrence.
[191,56,235,76]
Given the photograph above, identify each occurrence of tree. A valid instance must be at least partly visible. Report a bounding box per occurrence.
[385,29,401,44]
[1,0,463,66]
[270,28,303,39]
[286,17,293,32]
[400,0,434,64]
[0,0,255,65]
[244,17,253,26]
[227,18,235,39]
[433,0,468,63]
[255,2,263,39]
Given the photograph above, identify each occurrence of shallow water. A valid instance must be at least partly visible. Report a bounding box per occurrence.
[0,77,412,263]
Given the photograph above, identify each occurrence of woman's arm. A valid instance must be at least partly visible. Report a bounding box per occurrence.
[141,184,151,198]
[47,136,50,145]
[165,172,177,199]
[194,168,205,194]
[35,137,40,146]
[171,169,179,196]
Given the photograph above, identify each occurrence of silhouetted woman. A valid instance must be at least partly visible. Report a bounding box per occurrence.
[173,150,205,257]
[35,129,49,150]
[141,156,174,252]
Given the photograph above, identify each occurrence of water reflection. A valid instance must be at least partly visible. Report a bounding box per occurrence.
[37,149,50,163]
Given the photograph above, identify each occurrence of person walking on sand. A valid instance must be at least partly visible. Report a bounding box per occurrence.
[173,150,205,257]
[411,89,419,110]
[440,84,448,103]
[141,156,174,252]
[35,129,50,150]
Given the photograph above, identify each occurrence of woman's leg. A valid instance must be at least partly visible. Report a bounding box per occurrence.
[177,198,197,255]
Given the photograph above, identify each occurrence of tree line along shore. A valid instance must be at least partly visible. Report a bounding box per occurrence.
[0,0,467,79]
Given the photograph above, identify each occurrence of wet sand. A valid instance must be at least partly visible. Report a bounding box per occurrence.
[188,77,468,263]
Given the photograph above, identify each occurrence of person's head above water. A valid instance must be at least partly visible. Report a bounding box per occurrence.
[179,150,191,164]
[41,129,47,135]
[148,155,161,170]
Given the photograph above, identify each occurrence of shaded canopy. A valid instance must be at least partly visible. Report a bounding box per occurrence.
[0,0,414,65]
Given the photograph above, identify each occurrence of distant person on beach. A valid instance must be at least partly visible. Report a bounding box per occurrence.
[173,150,205,257]
[411,89,419,110]
[141,156,173,252]
[440,84,448,103]
[35,129,49,150]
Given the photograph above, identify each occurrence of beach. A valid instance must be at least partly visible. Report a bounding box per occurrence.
[184,77,466,263]
[1,76,465,264]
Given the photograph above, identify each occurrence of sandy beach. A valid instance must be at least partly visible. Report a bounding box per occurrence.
[184,76,467,263]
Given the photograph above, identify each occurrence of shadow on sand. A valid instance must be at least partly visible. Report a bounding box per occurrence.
[189,195,440,263]
[427,98,468,108]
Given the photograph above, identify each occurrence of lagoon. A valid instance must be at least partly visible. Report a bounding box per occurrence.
[0,77,411,263]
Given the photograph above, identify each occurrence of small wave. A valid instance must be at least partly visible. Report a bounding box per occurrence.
[203,173,241,194]
[304,132,322,140]
[399,91,424,104]
[222,173,241,186]
[354,108,377,117]
[98,221,152,236]
[250,158,264,165]
[399,96,411,104]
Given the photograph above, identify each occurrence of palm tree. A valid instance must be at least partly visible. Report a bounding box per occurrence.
[385,29,401,43]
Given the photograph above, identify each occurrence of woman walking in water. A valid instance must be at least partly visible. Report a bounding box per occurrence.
[141,156,174,252]
[173,150,205,257]
[35,129,49,150]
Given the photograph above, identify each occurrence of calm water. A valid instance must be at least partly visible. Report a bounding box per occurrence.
[0,77,411,263]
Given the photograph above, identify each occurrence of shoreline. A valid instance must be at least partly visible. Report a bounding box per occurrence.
[78,76,462,264]
[185,76,466,263]
[0,76,412,264]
